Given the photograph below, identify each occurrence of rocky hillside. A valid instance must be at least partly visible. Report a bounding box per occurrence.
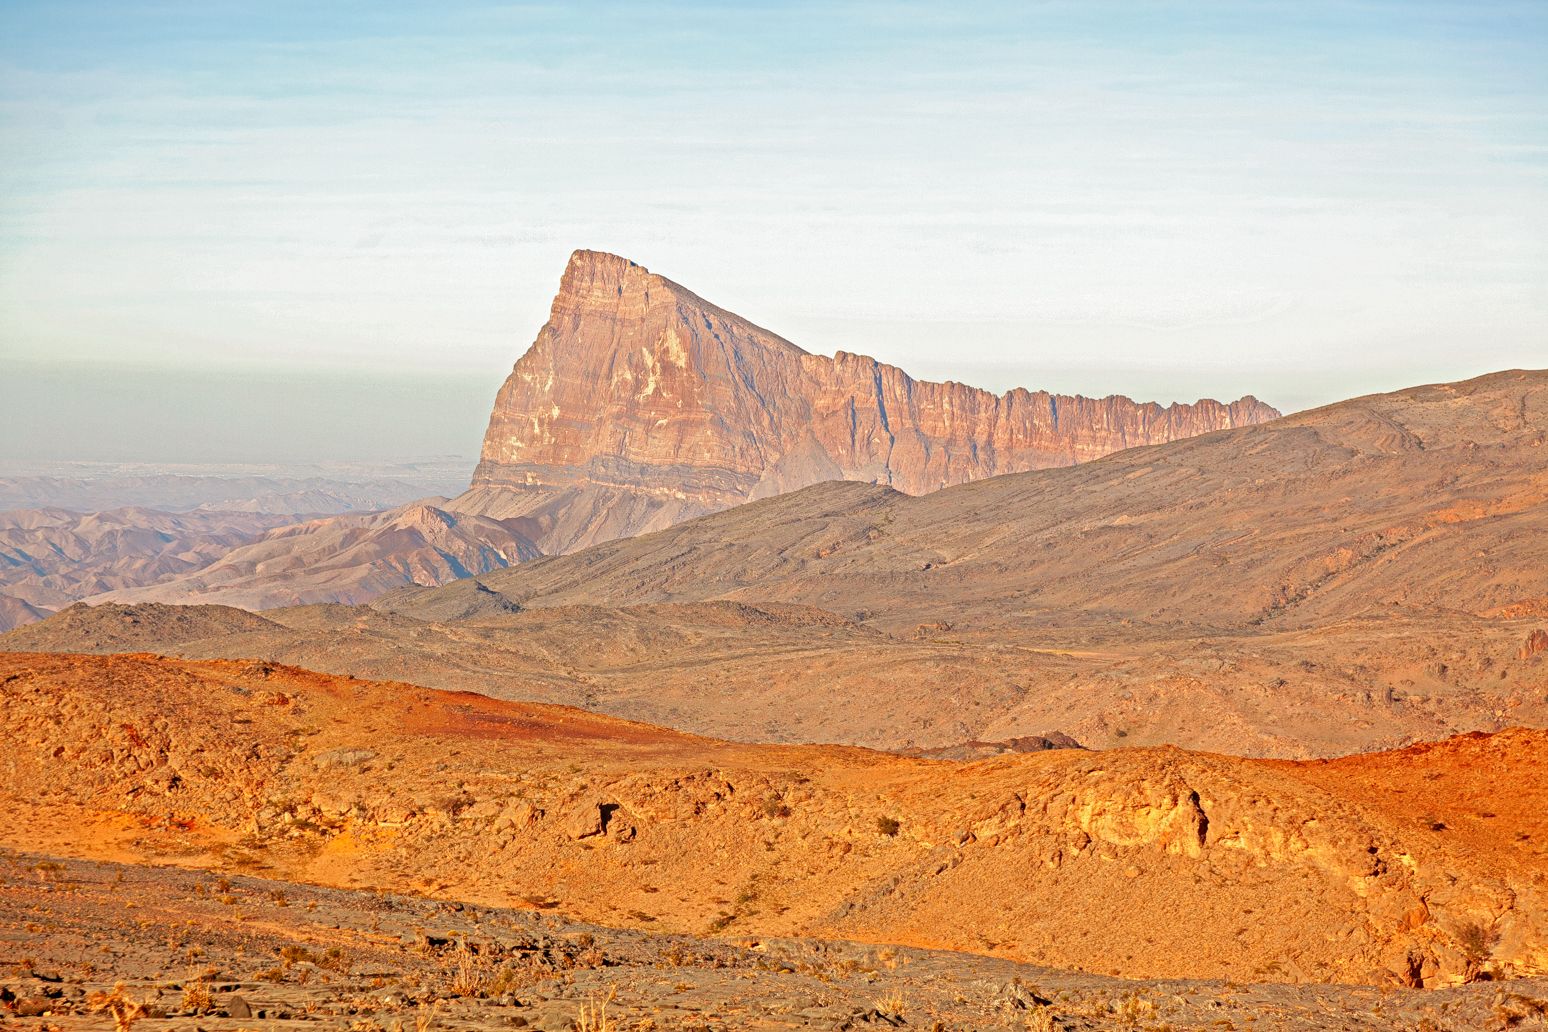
[444,368,1548,633]
[86,502,541,610]
[2,651,1542,989]
[0,507,301,625]
[12,371,1546,758]
[20,855,1531,1032]
[451,250,1278,553]
[0,594,47,633]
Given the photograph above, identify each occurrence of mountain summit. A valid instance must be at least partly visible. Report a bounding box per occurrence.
[452,250,1280,552]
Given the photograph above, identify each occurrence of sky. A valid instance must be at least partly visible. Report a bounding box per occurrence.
[2,0,1545,466]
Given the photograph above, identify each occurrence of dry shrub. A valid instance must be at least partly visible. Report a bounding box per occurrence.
[873,990,905,1018]
[1494,992,1548,1028]
[32,861,65,882]
[88,983,150,1032]
[181,978,213,1014]
[1113,992,1157,1026]
[575,986,617,1031]
[448,940,489,998]
[1455,919,1501,982]
[278,943,351,974]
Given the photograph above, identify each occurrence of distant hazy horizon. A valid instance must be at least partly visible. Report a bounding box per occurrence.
[4,1,1546,464]
[5,345,1540,470]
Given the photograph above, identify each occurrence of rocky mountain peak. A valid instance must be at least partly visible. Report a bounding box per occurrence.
[452,252,1281,555]
[554,249,656,307]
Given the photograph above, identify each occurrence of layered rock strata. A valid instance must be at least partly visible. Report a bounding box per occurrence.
[454,250,1279,552]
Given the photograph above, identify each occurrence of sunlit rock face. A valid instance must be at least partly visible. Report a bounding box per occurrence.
[456,249,1279,553]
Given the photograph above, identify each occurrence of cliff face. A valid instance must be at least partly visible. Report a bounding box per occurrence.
[454,250,1280,551]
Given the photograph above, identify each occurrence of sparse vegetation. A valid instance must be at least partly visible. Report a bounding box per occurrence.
[32,860,66,881]
[1112,992,1157,1026]
[873,989,906,1019]
[1023,1008,1058,1032]
[1455,919,1501,981]
[181,975,213,1013]
[277,942,351,974]
[88,983,150,1032]
[448,940,489,997]
[575,986,617,1031]
[1493,993,1548,1028]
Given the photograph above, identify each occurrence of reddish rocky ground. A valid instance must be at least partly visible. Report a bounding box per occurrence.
[3,652,1544,999]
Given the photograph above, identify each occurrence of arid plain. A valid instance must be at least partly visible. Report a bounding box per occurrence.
[3,254,1547,1031]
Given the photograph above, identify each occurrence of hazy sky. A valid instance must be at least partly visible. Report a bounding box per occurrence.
[2,1,1545,465]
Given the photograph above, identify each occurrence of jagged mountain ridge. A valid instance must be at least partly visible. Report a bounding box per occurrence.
[16,370,1546,759]
[430,369,1548,632]
[450,250,1279,553]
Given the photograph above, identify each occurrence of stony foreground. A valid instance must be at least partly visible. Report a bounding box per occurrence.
[4,851,1546,1032]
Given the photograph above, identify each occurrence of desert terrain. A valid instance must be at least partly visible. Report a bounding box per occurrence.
[14,369,1545,759]
[0,470,463,630]
[3,651,1547,1031]
[4,651,1546,989]
[0,508,302,629]
[5,363,1547,1030]
[9,2,1545,1026]
[12,852,1545,1032]
[86,502,541,611]
[0,254,1277,627]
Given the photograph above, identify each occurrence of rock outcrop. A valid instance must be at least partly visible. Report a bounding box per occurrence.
[452,250,1279,552]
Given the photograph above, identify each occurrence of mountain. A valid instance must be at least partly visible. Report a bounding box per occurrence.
[371,366,1548,755]
[0,506,302,619]
[84,501,542,610]
[445,368,1548,631]
[0,600,280,648]
[449,250,1279,553]
[5,650,1544,988]
[0,593,47,633]
[15,371,1545,759]
[0,252,1272,620]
